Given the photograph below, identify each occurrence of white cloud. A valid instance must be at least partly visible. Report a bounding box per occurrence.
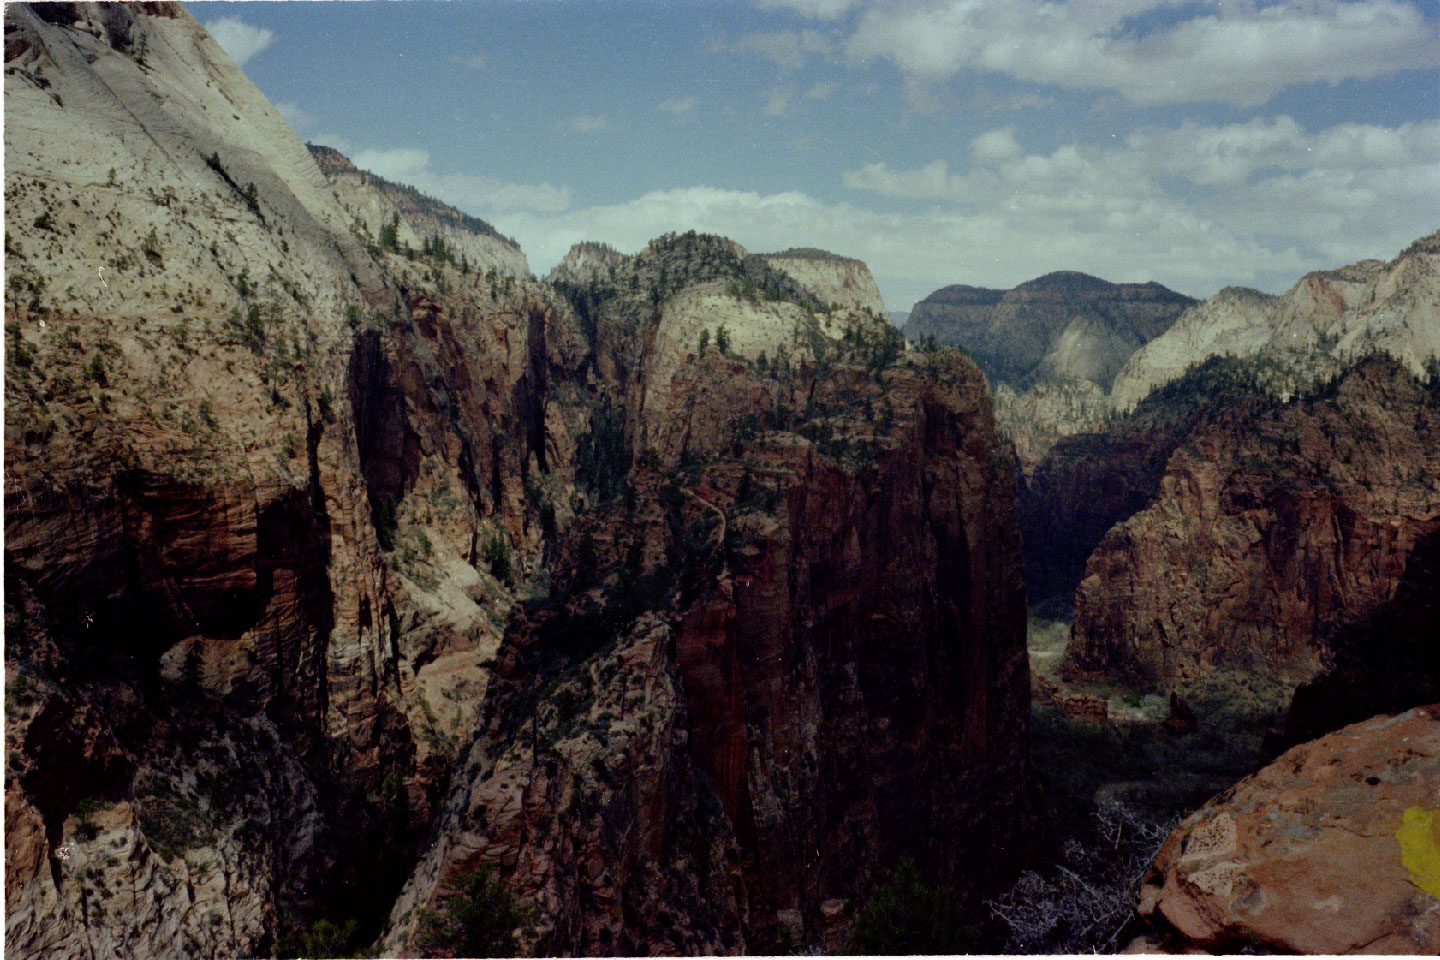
[804,81,838,101]
[569,115,609,133]
[845,0,1440,107]
[763,86,795,116]
[350,147,571,214]
[205,17,276,67]
[970,126,1022,164]
[658,96,700,115]
[755,0,859,20]
[732,29,833,69]
[461,53,488,70]
[275,101,314,132]
[840,115,1440,300]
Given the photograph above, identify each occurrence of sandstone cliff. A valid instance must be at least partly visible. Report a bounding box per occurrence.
[307,143,531,280]
[1135,706,1440,954]
[4,7,1033,957]
[759,247,887,316]
[1112,233,1440,411]
[1284,524,1440,745]
[382,283,1030,955]
[5,4,584,955]
[1063,358,1440,686]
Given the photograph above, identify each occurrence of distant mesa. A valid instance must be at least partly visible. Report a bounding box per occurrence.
[904,271,1196,392]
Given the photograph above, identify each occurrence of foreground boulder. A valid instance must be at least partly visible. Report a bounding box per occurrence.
[1136,706,1440,953]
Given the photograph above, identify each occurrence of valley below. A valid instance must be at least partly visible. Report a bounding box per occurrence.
[5,3,1440,958]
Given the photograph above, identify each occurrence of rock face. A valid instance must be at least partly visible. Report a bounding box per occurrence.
[5,4,587,956]
[1112,234,1440,411]
[5,8,1033,958]
[1064,359,1440,685]
[1136,706,1440,954]
[544,240,630,287]
[1284,525,1440,746]
[307,144,530,279]
[759,247,888,316]
[903,272,1194,391]
[382,302,1030,955]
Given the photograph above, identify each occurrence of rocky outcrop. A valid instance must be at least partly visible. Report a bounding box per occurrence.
[1064,359,1440,685]
[1284,525,1440,745]
[307,144,530,279]
[383,337,1030,954]
[6,7,1033,958]
[544,241,630,287]
[1112,234,1440,411]
[1135,706,1440,954]
[759,247,887,316]
[4,4,581,956]
[993,377,1113,478]
[904,272,1194,391]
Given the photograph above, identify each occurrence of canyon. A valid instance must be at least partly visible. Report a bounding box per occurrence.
[5,4,1025,957]
[5,3,1439,958]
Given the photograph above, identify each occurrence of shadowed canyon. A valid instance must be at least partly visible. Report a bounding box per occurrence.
[5,3,1439,957]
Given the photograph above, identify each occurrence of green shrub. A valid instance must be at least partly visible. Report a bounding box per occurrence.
[417,864,533,958]
[847,859,982,955]
[485,530,513,585]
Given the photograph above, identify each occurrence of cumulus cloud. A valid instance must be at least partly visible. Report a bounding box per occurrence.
[569,115,609,133]
[205,17,276,67]
[844,0,1440,106]
[350,147,571,213]
[732,29,834,69]
[755,0,860,20]
[970,126,1022,164]
[658,96,700,116]
[841,114,1439,297]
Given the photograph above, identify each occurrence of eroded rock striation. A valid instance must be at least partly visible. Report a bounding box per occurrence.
[382,290,1030,956]
[5,4,586,955]
[759,247,888,316]
[1135,706,1440,954]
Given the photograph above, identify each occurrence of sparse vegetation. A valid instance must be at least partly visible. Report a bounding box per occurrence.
[416,864,534,958]
[847,859,985,955]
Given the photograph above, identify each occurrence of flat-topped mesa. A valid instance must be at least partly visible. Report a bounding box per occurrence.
[1112,233,1440,411]
[904,272,1195,391]
[759,247,888,316]
[305,143,530,278]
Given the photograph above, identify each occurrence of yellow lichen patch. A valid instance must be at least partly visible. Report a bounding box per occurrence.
[1396,806,1440,899]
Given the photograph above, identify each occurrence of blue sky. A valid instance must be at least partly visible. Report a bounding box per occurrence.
[192,0,1440,311]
